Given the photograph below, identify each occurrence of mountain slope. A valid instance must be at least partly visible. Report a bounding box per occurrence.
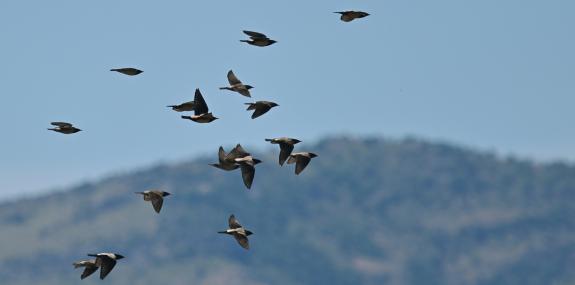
[0,137,574,285]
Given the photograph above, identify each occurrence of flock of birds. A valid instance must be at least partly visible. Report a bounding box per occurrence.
[48,10,370,281]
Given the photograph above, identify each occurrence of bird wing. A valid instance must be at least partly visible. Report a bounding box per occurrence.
[251,105,271,119]
[295,156,312,175]
[278,143,294,166]
[51,122,72,128]
[237,88,251,98]
[81,265,98,280]
[218,146,227,162]
[150,194,164,213]
[98,256,117,280]
[243,30,268,39]
[227,70,242,85]
[233,233,250,250]
[228,214,243,229]
[226,144,250,161]
[240,163,255,189]
[193,89,209,115]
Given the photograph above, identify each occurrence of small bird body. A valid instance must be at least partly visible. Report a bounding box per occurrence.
[220,70,253,97]
[181,113,218,123]
[110,68,143,76]
[48,122,81,134]
[180,89,218,123]
[135,190,170,213]
[287,152,318,175]
[167,101,196,112]
[86,253,125,280]
[335,11,370,22]
[245,101,279,119]
[265,137,302,166]
[241,30,276,47]
[73,260,98,280]
[218,214,253,250]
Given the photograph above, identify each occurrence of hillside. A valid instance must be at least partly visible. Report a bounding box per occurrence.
[0,136,573,285]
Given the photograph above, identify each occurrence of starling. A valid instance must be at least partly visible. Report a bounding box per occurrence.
[86,253,125,280]
[219,70,253,97]
[135,190,171,213]
[167,101,196,112]
[218,214,253,250]
[241,30,277,47]
[110,68,143,76]
[180,89,219,123]
[210,146,240,171]
[334,11,370,22]
[48,122,81,134]
[287,152,318,175]
[245,101,279,119]
[265,137,302,166]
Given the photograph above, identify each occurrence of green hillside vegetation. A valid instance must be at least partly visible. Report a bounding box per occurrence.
[0,136,573,285]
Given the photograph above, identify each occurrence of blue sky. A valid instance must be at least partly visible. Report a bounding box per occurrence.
[0,0,573,199]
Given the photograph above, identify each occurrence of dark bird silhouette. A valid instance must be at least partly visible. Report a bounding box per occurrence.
[219,70,253,97]
[245,101,279,119]
[135,190,171,213]
[180,89,218,123]
[167,101,196,112]
[110,68,143,76]
[234,155,262,189]
[210,146,241,171]
[86,253,124,280]
[334,11,370,22]
[265,137,302,166]
[73,260,98,280]
[48,122,81,134]
[218,214,253,250]
[287,152,318,175]
[241,30,277,47]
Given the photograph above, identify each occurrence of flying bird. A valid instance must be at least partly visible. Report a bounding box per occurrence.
[167,100,196,112]
[241,30,277,47]
[86,253,125,280]
[181,89,219,123]
[110,68,143,76]
[287,152,318,175]
[135,190,171,213]
[245,101,279,119]
[219,70,253,97]
[218,214,253,250]
[48,122,81,134]
[265,137,302,166]
[334,11,370,22]
[234,155,262,189]
[211,144,252,172]
[73,260,98,280]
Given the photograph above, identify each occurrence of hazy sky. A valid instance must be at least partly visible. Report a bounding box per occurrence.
[0,0,573,199]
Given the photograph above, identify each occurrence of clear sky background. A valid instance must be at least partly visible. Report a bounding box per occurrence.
[0,0,573,199]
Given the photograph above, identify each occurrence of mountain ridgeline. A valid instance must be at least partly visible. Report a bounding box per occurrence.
[0,137,573,285]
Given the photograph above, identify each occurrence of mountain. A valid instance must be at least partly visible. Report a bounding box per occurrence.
[0,136,573,285]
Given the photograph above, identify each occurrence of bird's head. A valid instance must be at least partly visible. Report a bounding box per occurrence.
[270,102,279,107]
[245,230,254,236]
[293,139,302,144]
[114,254,125,260]
[309,153,318,158]
[245,85,254,90]
[162,192,171,197]
[253,159,263,165]
[269,40,277,45]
